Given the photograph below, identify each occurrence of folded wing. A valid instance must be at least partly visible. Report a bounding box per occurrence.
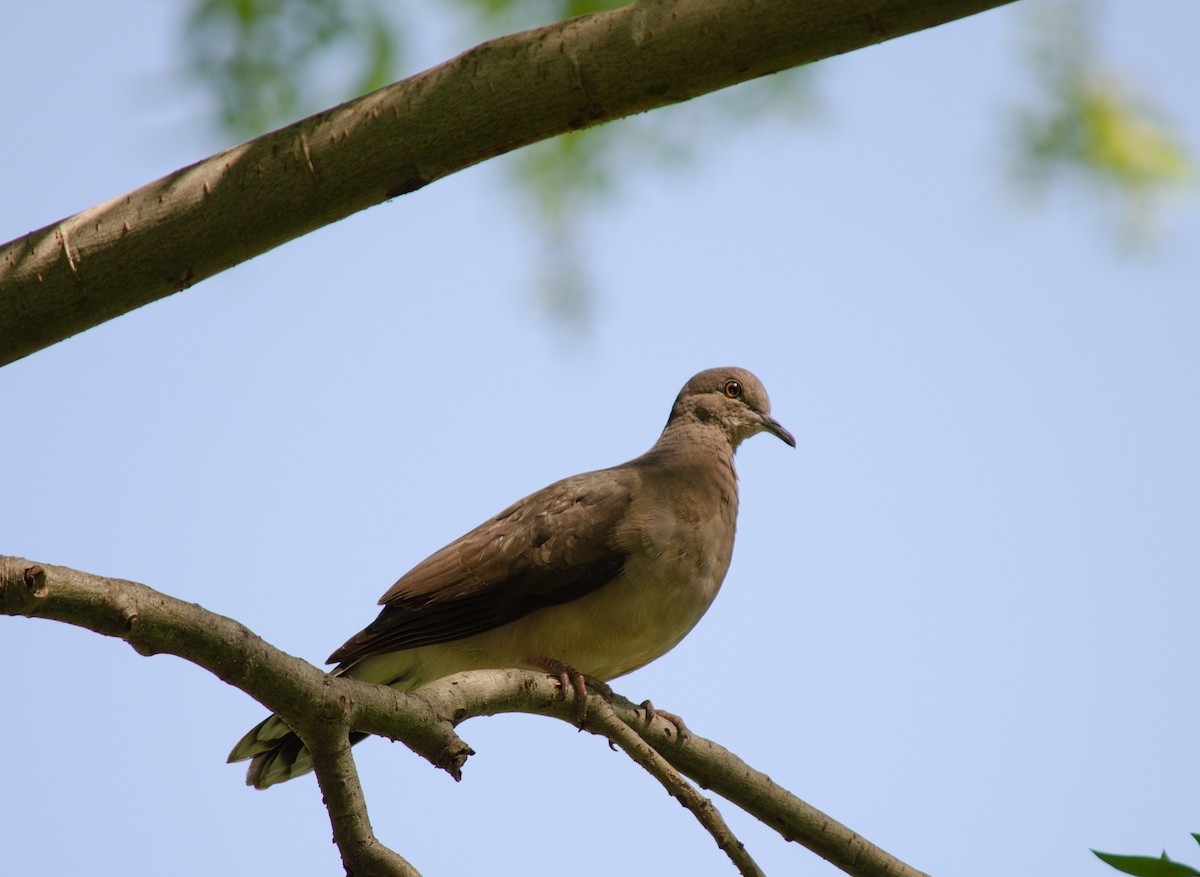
[327,466,639,666]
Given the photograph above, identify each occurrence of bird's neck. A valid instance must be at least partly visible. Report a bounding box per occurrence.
[642,418,739,473]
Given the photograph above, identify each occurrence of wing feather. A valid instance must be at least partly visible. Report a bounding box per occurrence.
[327,467,638,666]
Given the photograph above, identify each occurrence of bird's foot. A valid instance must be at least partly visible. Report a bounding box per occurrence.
[533,659,612,726]
[639,699,691,743]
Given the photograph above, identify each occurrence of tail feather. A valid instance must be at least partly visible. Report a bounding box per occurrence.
[229,714,371,789]
[229,653,425,788]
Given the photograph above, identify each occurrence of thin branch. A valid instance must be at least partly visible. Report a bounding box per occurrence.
[585,697,766,877]
[1,555,929,877]
[305,703,421,877]
[0,0,1015,366]
[417,670,931,877]
[382,670,766,874]
[613,701,933,877]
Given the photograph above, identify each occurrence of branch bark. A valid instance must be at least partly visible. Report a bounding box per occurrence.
[1,555,928,877]
[0,0,1014,366]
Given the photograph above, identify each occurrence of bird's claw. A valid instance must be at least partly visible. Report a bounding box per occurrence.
[535,659,612,726]
[640,699,691,742]
[533,661,689,743]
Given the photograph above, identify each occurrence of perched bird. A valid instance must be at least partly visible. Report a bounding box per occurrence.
[229,367,794,788]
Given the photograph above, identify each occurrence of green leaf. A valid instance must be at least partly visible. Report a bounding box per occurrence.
[1093,849,1200,877]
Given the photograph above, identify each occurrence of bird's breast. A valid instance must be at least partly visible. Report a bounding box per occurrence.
[490,474,739,680]
[359,463,742,686]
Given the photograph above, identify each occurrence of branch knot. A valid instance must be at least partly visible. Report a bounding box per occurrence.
[0,560,45,613]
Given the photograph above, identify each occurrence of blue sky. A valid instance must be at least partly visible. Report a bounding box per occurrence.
[3,3,1198,876]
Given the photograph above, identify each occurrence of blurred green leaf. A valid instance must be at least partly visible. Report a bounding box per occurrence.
[506,67,816,326]
[450,0,624,25]
[184,0,398,137]
[1012,1,1193,243]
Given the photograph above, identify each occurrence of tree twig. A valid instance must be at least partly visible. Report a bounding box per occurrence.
[611,699,932,877]
[585,697,765,877]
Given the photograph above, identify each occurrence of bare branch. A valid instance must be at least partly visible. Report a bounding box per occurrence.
[586,698,766,877]
[0,556,438,877]
[306,709,422,877]
[615,704,933,877]
[419,670,932,877]
[0,0,1015,366]
[1,555,929,877]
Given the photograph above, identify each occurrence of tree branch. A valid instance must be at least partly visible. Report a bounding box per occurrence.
[616,704,932,877]
[422,670,931,877]
[306,710,422,877]
[585,697,766,877]
[1,555,930,877]
[0,0,1014,366]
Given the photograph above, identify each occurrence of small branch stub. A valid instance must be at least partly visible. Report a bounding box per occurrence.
[0,560,45,612]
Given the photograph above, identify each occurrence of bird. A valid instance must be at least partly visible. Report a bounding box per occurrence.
[228,367,794,788]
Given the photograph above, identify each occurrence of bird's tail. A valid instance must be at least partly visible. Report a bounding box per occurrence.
[227,714,366,789]
[229,655,421,788]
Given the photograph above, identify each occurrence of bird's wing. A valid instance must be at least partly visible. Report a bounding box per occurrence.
[326,466,639,665]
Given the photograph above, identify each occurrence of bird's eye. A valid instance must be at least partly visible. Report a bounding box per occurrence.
[723,380,742,399]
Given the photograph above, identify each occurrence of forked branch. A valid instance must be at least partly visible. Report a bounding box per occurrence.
[0,556,927,877]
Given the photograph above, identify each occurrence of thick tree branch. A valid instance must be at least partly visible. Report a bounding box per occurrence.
[1,555,929,877]
[0,0,1014,366]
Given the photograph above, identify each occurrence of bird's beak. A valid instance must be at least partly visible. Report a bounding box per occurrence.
[761,414,796,448]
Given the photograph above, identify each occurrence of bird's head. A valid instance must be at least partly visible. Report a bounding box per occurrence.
[667,367,795,450]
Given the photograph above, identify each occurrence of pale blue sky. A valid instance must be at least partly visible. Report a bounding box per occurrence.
[3,3,1198,876]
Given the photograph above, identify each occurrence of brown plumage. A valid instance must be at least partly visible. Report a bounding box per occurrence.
[229,367,793,788]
